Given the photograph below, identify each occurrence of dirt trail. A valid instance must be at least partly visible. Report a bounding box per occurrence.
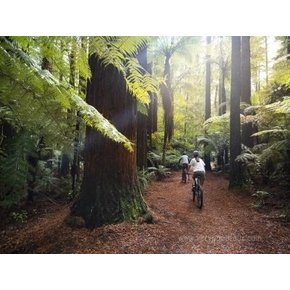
[1,172,290,253]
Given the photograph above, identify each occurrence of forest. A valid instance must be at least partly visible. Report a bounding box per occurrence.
[0,36,290,254]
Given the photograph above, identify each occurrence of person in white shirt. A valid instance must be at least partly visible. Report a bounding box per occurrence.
[189,150,206,185]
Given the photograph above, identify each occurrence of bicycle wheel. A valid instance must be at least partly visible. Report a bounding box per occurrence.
[196,186,203,209]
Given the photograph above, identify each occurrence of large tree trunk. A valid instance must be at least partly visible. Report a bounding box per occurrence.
[241,36,253,148]
[229,36,243,188]
[241,36,251,104]
[136,47,148,169]
[71,54,149,228]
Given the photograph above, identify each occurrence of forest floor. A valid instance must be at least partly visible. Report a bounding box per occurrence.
[1,171,290,254]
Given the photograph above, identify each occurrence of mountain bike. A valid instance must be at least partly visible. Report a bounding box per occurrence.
[192,174,203,209]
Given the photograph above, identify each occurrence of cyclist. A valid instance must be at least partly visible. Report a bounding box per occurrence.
[189,150,206,186]
[179,151,189,181]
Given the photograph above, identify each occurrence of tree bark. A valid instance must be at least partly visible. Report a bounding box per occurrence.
[241,36,251,104]
[241,36,253,148]
[71,54,149,228]
[229,36,243,188]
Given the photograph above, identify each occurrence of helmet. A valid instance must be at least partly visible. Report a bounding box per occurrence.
[182,151,187,155]
[193,150,199,157]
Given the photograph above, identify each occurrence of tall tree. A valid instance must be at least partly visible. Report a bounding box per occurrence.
[241,36,251,104]
[160,48,174,159]
[71,54,149,228]
[147,62,157,150]
[156,37,194,160]
[136,46,148,169]
[205,36,211,120]
[241,36,254,148]
[204,36,212,171]
[216,37,229,171]
[229,36,243,188]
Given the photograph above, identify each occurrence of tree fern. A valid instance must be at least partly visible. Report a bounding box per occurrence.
[0,37,133,151]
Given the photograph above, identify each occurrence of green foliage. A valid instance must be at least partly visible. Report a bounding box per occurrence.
[147,151,162,167]
[9,210,28,224]
[171,139,192,154]
[34,161,61,194]
[236,149,261,183]
[137,169,155,190]
[151,132,164,150]
[202,114,231,161]
[90,36,160,106]
[71,95,133,152]
[251,128,290,140]
[164,152,180,170]
[0,36,160,154]
[148,165,171,181]
[251,191,272,208]
[0,130,36,208]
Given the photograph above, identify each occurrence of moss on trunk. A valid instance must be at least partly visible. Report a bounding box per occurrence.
[71,184,149,228]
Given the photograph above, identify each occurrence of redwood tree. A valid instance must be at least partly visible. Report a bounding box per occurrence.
[241,36,251,104]
[71,54,149,228]
[241,36,254,148]
[229,36,243,188]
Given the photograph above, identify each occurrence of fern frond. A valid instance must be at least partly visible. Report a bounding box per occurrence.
[125,57,159,104]
[236,152,259,163]
[251,128,290,138]
[113,36,151,56]
[71,95,133,152]
[0,37,134,151]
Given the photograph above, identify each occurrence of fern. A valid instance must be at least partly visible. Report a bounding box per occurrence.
[90,37,160,105]
[71,95,133,151]
[251,128,290,139]
[0,37,134,151]
[137,169,155,190]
